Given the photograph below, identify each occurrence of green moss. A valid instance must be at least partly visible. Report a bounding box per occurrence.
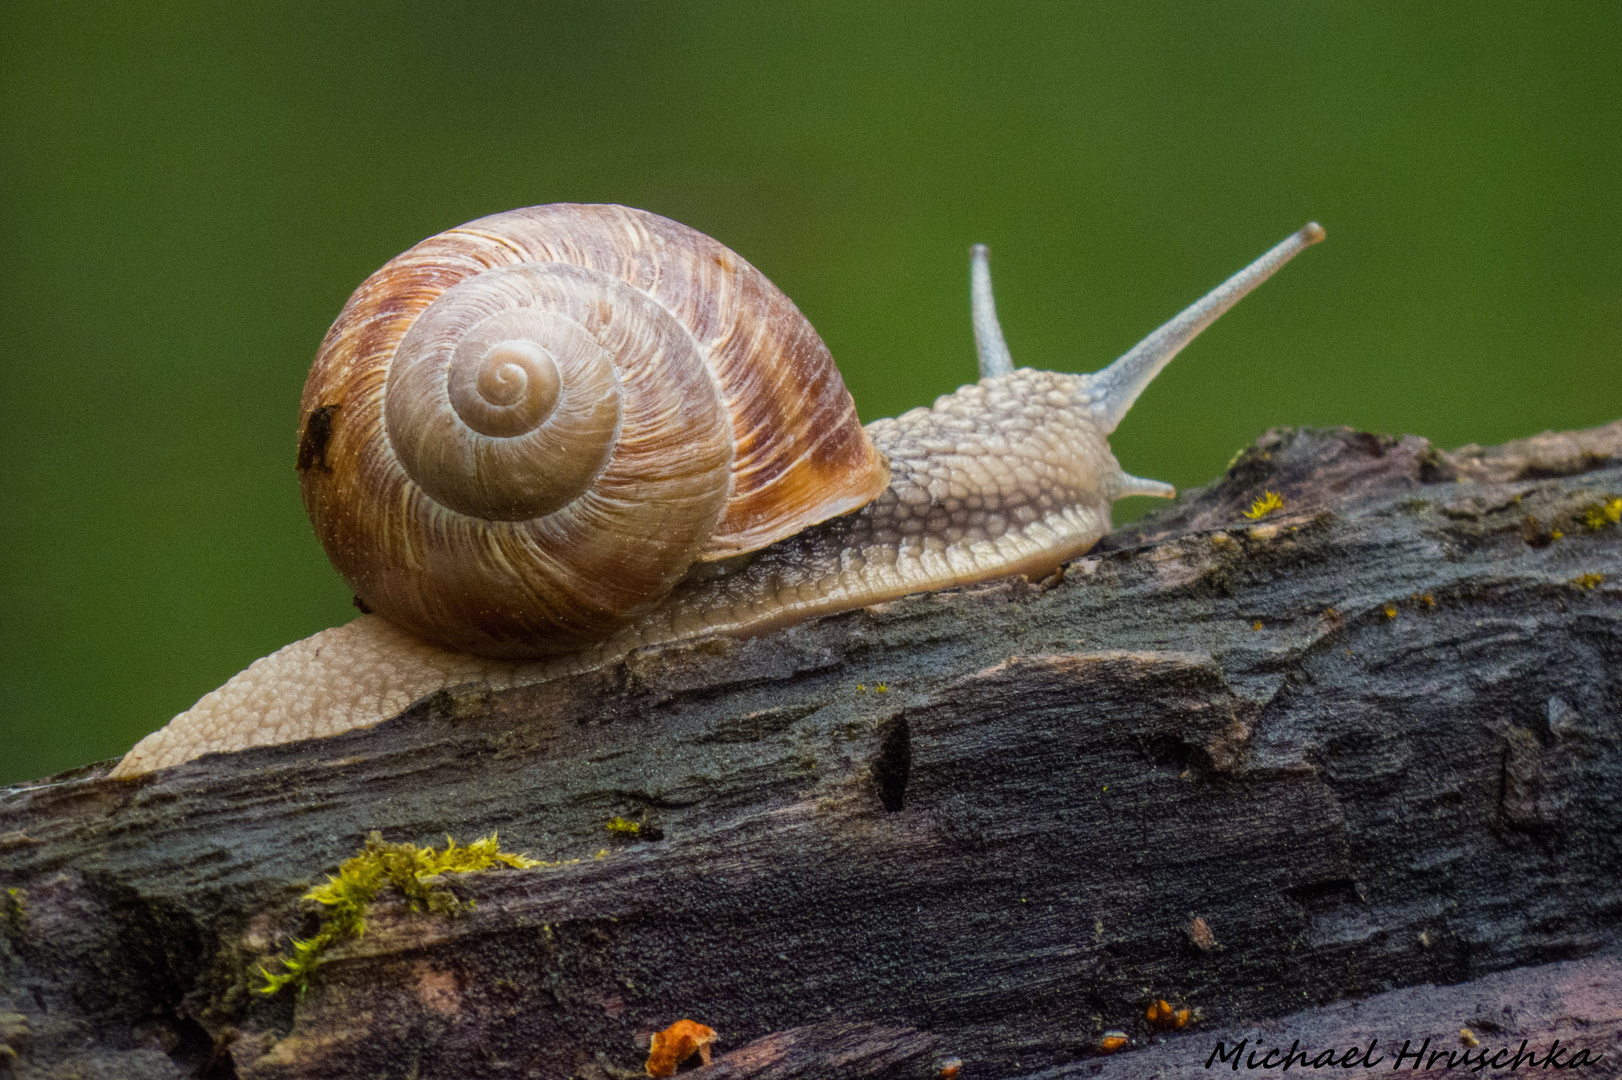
[1243,491,1285,520]
[257,831,542,996]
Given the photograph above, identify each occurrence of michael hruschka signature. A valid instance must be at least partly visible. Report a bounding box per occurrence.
[1205,1037,1605,1072]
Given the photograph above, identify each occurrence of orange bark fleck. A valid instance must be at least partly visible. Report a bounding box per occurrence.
[646,1019,717,1078]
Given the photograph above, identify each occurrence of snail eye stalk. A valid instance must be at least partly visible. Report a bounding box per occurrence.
[1087,222,1325,435]
[969,243,1015,379]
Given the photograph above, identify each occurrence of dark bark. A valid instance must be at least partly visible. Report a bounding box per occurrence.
[2,421,1620,1080]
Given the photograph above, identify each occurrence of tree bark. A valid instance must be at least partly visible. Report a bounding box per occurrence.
[2,421,1620,1080]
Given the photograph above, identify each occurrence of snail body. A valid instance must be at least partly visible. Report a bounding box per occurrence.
[113,207,1322,777]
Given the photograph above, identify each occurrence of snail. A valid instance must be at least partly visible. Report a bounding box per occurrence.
[112,204,1323,777]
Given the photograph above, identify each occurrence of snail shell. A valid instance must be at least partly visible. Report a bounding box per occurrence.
[298,204,889,658]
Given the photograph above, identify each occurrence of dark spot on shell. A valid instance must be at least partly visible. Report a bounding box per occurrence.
[297,404,339,473]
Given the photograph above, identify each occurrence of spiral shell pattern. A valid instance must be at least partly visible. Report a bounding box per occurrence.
[298,204,888,658]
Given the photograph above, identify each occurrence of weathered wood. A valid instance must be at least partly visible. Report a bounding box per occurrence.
[686,1022,939,1080]
[680,956,1622,1078]
[1021,954,1622,1078]
[2,421,1620,1079]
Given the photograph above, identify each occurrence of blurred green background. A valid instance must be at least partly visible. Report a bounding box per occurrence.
[3,3,1618,784]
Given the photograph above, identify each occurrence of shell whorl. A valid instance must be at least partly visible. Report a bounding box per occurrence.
[385,264,634,521]
[299,204,889,658]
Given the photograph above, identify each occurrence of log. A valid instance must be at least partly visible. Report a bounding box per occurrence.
[2,420,1620,1079]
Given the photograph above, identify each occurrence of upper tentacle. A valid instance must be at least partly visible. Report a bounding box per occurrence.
[1083,222,1325,434]
[970,244,1015,379]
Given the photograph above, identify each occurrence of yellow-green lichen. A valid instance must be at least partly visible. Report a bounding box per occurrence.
[1570,572,1605,590]
[605,816,641,836]
[1243,491,1285,520]
[1583,497,1622,531]
[257,831,541,996]
[2,888,25,938]
[0,1011,28,1066]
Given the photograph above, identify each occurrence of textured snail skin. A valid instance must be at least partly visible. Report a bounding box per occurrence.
[110,617,542,775]
[577,368,1137,665]
[111,218,1323,778]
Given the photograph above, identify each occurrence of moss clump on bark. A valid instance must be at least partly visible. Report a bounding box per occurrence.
[257,831,541,995]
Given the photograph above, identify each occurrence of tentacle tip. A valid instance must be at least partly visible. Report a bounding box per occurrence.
[1114,473,1177,501]
[971,243,989,260]
[1300,221,1326,245]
